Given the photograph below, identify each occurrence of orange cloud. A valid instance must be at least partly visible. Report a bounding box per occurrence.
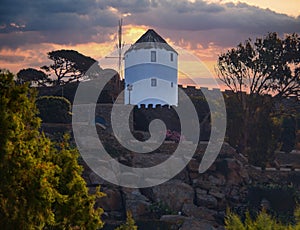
[0,24,226,89]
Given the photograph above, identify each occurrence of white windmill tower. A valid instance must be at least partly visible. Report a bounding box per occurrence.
[124,29,178,107]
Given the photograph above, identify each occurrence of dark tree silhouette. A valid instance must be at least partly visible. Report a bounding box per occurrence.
[17,68,49,86]
[41,50,98,85]
[216,32,300,100]
[216,32,300,165]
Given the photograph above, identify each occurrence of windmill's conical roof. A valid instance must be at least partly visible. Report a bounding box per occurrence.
[135,29,168,44]
[125,29,177,54]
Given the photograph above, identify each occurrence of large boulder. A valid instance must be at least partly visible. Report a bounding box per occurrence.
[89,171,107,185]
[160,215,188,228]
[180,219,217,230]
[131,152,170,168]
[187,158,200,172]
[182,203,217,221]
[208,174,226,186]
[196,194,218,209]
[96,188,123,212]
[224,158,248,185]
[209,188,225,200]
[152,180,194,212]
[123,188,151,219]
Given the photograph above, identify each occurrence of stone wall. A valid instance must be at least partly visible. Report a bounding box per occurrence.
[82,132,251,229]
[41,121,300,229]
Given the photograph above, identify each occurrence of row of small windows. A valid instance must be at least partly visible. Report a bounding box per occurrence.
[151,78,174,88]
[150,51,174,62]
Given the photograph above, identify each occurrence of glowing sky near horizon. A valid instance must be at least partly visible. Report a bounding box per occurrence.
[205,0,300,17]
[0,0,299,88]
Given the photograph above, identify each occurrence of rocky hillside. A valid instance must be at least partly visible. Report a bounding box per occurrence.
[40,119,300,230]
[80,127,252,230]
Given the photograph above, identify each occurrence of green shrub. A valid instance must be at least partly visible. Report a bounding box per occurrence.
[0,70,104,229]
[115,211,138,230]
[225,208,300,230]
[36,96,72,123]
[148,201,175,218]
[247,183,300,224]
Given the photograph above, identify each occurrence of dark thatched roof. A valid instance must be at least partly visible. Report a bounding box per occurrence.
[135,29,168,44]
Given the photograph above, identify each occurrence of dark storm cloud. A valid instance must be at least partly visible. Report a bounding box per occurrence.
[0,0,299,49]
[123,0,300,47]
[124,0,299,33]
[0,0,96,20]
[0,54,25,63]
[0,26,115,49]
[0,31,46,48]
[0,0,118,32]
[0,0,120,48]
[96,0,154,14]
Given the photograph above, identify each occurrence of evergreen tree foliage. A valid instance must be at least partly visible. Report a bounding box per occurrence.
[115,211,138,230]
[225,208,300,230]
[36,96,72,123]
[0,70,104,229]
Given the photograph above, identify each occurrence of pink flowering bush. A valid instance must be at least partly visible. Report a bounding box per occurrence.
[166,129,183,143]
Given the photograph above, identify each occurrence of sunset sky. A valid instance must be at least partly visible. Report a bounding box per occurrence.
[0,0,299,87]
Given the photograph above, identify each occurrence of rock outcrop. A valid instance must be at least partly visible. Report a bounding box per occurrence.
[83,141,250,229]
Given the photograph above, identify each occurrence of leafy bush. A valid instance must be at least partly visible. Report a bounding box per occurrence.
[247,183,300,224]
[225,208,300,230]
[149,201,175,218]
[0,70,104,229]
[166,129,182,143]
[36,96,72,123]
[115,211,138,230]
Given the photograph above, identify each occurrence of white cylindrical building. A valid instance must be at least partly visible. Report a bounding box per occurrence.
[124,29,178,107]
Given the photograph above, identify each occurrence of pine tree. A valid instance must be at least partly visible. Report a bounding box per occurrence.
[115,211,138,230]
[0,70,104,229]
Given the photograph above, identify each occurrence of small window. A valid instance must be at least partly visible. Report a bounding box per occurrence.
[151,51,156,62]
[170,53,174,62]
[171,82,174,87]
[151,78,157,87]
